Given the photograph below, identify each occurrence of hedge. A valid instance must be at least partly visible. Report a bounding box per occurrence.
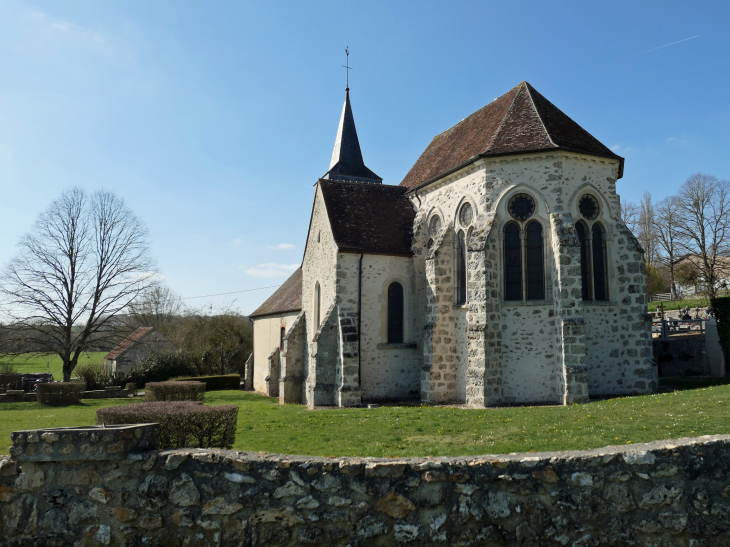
[172,374,240,391]
[145,381,205,402]
[712,296,730,363]
[96,402,237,449]
[36,382,85,406]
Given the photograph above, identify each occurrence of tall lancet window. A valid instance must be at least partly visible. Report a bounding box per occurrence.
[314,282,321,329]
[577,195,609,302]
[503,193,545,302]
[455,230,467,305]
[387,282,404,344]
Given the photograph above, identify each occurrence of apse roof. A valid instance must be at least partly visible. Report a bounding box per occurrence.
[400,81,623,190]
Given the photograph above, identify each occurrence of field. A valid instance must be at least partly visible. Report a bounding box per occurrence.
[2,380,730,457]
[0,352,107,380]
[647,297,709,313]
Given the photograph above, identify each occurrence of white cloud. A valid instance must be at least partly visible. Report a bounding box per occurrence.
[267,243,295,250]
[242,263,299,278]
[666,134,689,146]
[611,144,637,155]
[13,11,108,56]
[232,236,245,245]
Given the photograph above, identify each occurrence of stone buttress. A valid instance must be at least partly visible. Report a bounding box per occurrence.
[279,312,306,404]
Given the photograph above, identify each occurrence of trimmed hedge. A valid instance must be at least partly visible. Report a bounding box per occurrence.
[172,374,240,391]
[712,296,730,363]
[36,382,85,406]
[145,381,205,402]
[96,402,237,449]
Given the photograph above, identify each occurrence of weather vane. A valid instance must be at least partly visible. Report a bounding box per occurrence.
[343,46,352,89]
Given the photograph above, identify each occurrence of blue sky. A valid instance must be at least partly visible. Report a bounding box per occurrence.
[0,0,728,316]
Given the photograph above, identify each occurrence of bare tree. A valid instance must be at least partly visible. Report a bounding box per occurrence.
[654,196,684,299]
[674,173,730,300]
[0,188,156,381]
[126,284,184,334]
[620,199,640,236]
[638,191,657,266]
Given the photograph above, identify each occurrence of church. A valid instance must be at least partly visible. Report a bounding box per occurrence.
[249,81,658,408]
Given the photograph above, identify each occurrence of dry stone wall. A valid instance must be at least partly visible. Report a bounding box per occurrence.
[3,434,730,546]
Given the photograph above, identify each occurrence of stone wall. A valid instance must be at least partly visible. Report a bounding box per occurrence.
[3,434,730,545]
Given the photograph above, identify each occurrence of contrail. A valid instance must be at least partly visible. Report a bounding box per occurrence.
[634,34,700,56]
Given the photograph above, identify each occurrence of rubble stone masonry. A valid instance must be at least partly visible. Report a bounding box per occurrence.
[3,433,730,546]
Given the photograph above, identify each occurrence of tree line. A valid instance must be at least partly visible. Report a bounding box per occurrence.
[620,173,730,301]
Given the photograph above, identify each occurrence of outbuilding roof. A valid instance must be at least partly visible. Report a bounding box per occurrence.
[319,180,415,256]
[400,81,623,190]
[104,327,155,361]
[249,268,303,318]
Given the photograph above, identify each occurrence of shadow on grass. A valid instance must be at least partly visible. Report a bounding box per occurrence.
[659,377,730,391]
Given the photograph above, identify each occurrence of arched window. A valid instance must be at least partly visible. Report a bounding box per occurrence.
[387,282,404,344]
[503,193,545,302]
[314,282,321,329]
[455,230,467,305]
[504,222,522,301]
[576,221,592,300]
[592,224,608,301]
[525,222,545,300]
[576,194,609,302]
[280,326,286,351]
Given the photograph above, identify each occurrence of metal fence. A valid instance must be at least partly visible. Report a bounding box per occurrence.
[651,319,705,340]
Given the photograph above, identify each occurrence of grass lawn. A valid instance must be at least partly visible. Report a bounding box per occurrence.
[2,381,730,457]
[0,352,107,380]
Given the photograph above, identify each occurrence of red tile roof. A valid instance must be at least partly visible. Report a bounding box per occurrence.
[319,180,415,255]
[249,268,303,318]
[104,327,155,361]
[400,81,623,190]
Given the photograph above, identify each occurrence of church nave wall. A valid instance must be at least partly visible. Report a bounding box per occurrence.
[359,254,420,401]
[252,312,300,394]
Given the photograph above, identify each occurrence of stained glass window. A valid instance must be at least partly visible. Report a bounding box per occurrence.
[579,195,599,220]
[460,203,473,227]
[508,194,536,220]
[592,224,608,300]
[525,222,544,300]
[504,222,522,301]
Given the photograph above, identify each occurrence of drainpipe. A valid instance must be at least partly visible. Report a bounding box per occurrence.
[358,253,363,384]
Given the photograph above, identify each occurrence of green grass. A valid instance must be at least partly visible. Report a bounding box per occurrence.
[2,384,730,457]
[0,352,107,380]
[648,297,709,312]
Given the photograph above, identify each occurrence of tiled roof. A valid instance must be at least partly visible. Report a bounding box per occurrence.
[249,268,303,318]
[104,327,154,361]
[319,180,415,255]
[400,81,623,190]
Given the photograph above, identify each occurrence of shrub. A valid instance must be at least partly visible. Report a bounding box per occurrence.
[75,362,128,391]
[172,374,240,392]
[145,381,205,402]
[712,296,730,363]
[125,382,138,395]
[96,401,237,449]
[36,382,85,406]
[128,351,195,387]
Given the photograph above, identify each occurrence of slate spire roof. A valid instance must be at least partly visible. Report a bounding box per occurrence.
[323,88,382,184]
[400,81,624,190]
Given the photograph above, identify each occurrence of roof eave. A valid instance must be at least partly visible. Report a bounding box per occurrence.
[250,308,302,320]
[405,148,624,194]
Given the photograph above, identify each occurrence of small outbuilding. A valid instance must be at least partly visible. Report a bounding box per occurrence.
[103,327,177,375]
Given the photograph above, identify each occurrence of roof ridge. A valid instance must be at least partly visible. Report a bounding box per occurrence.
[483,82,524,153]
[523,82,557,148]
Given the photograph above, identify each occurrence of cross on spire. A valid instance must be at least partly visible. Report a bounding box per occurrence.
[342,46,352,90]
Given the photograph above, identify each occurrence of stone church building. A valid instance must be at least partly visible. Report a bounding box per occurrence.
[249,81,657,408]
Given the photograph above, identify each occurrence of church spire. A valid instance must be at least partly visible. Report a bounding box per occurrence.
[322,55,382,184]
